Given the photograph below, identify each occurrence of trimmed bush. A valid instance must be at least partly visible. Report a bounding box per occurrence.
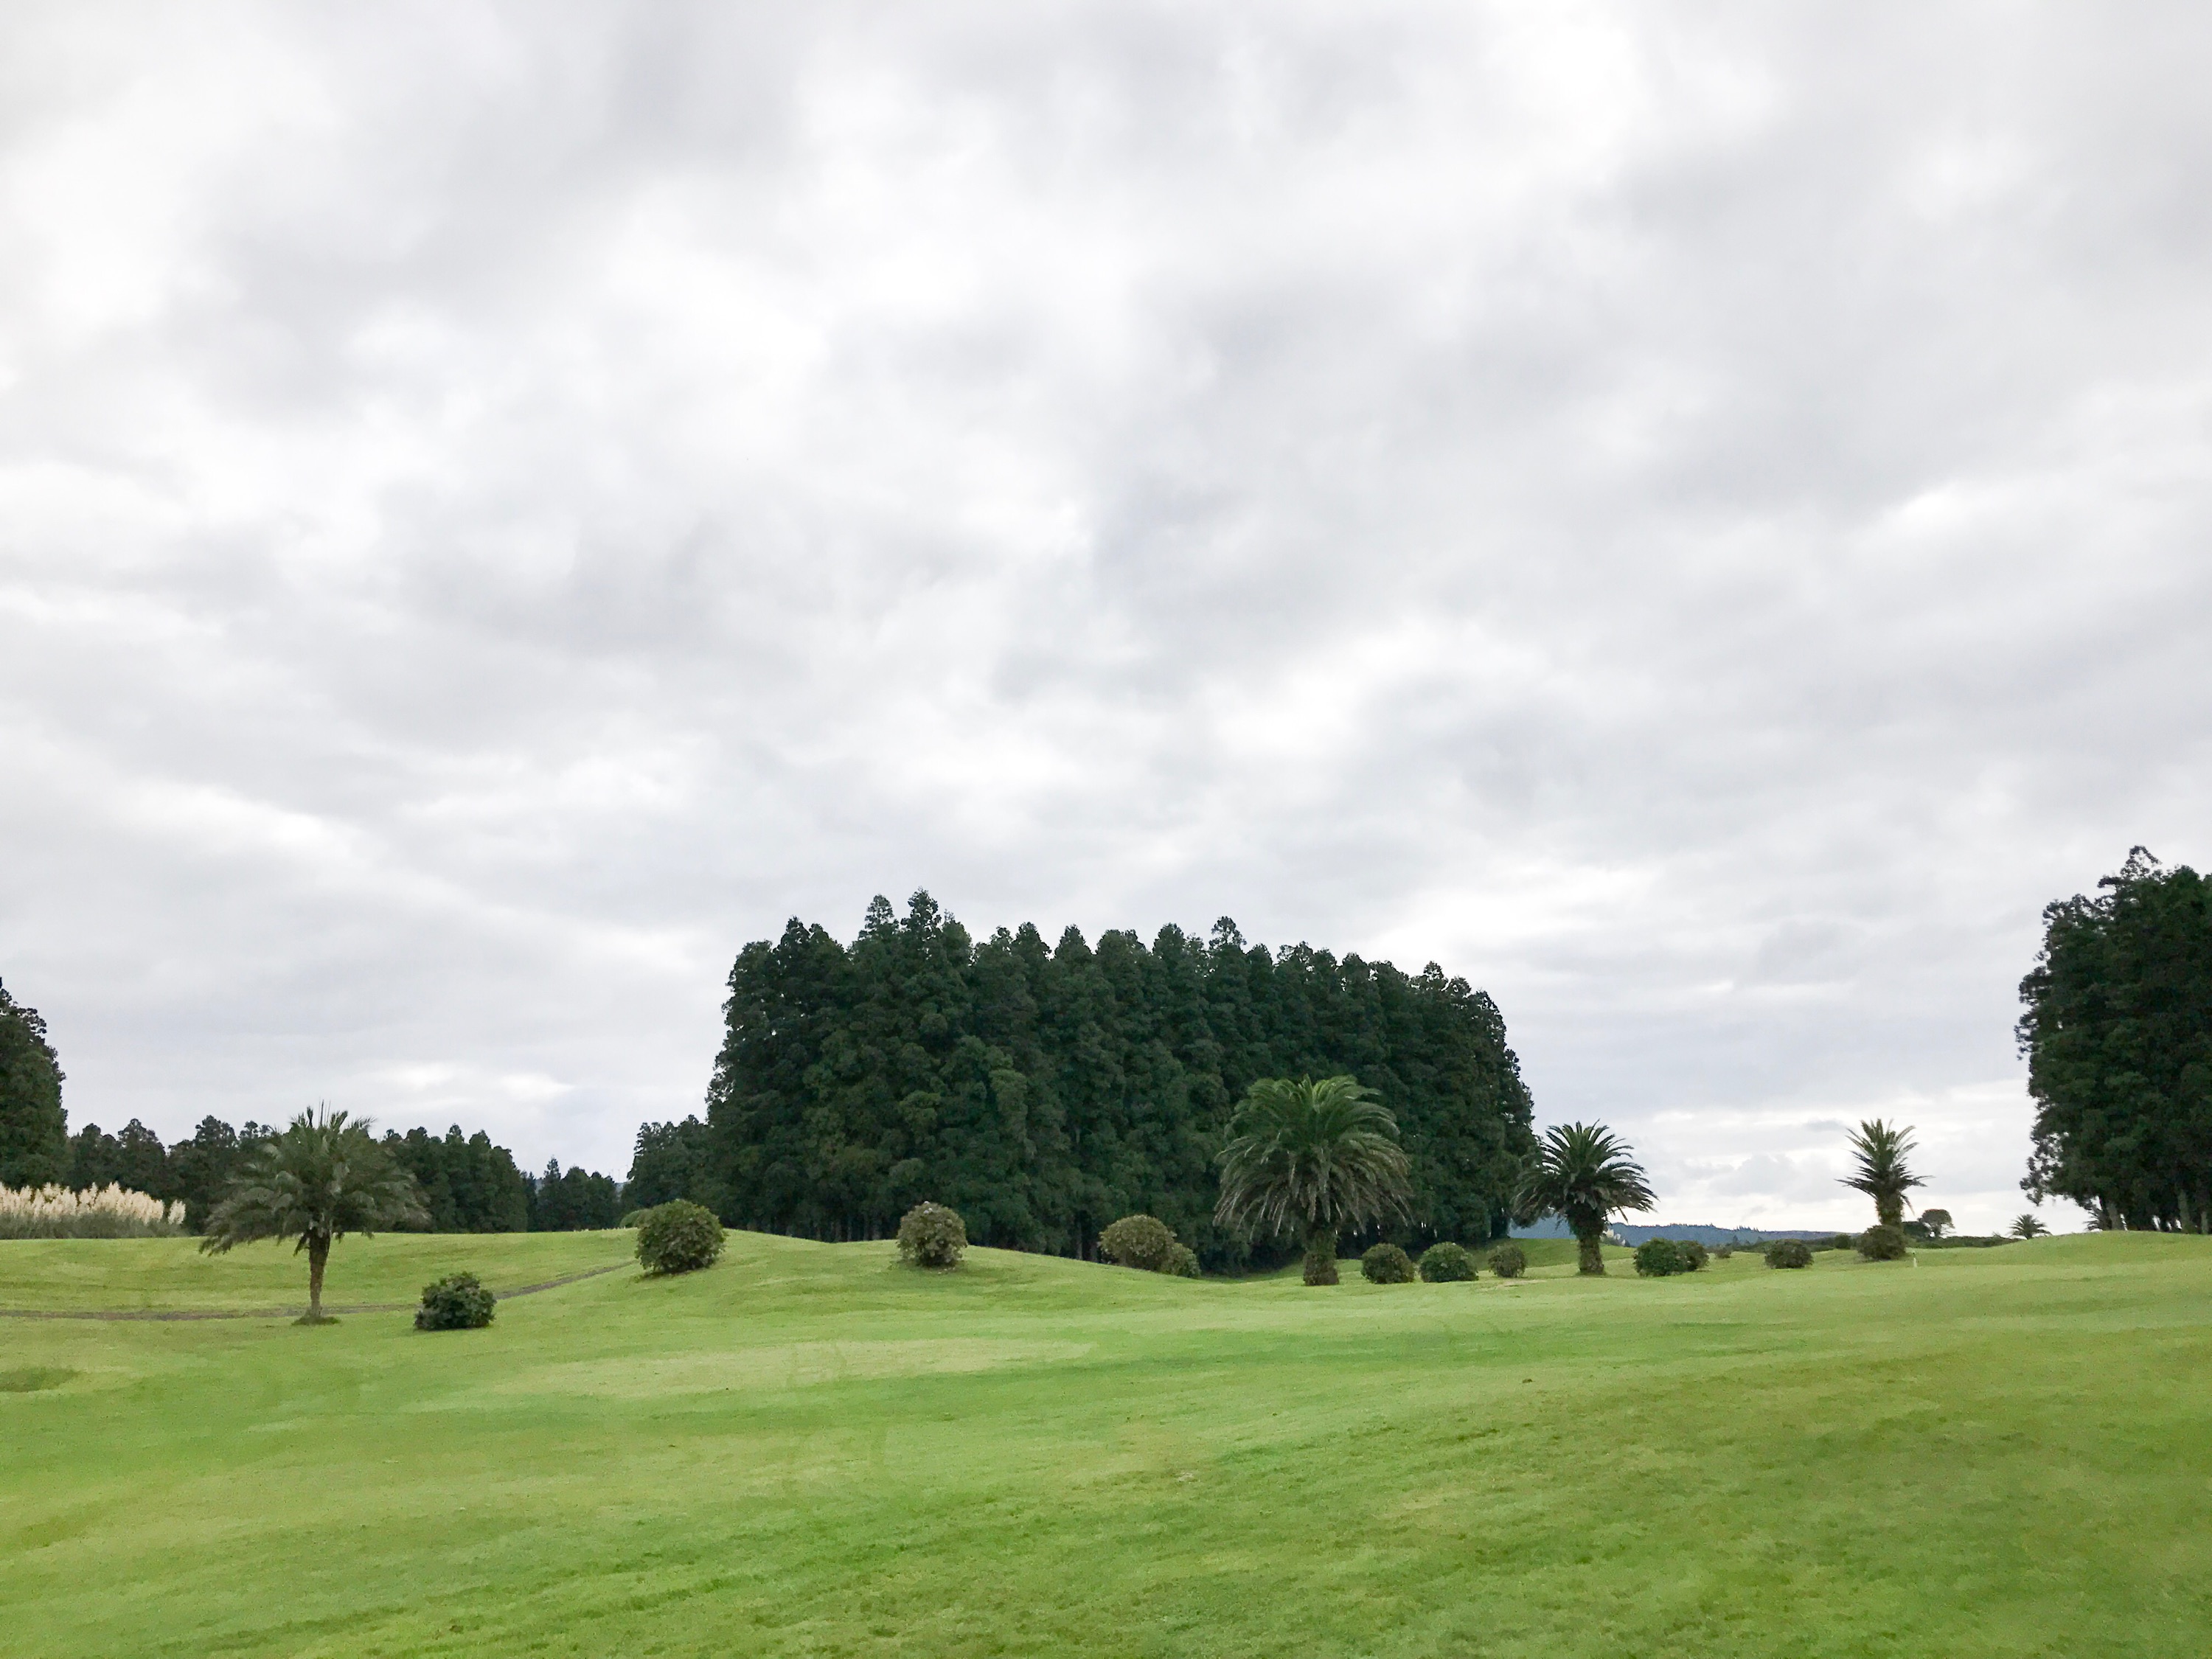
[897,1201,967,1270]
[1360,1242,1417,1284]
[1098,1214,1178,1272]
[619,1208,647,1228]
[1162,1242,1200,1278]
[635,1200,726,1275]
[1485,1242,1527,1280]
[414,1270,495,1331]
[1679,1239,1710,1272]
[1635,1238,1692,1277]
[1763,1237,1813,1269]
[1419,1242,1478,1282]
[1855,1223,1910,1262]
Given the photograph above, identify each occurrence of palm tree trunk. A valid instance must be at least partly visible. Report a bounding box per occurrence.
[1877,1194,1903,1228]
[1576,1227,1604,1276]
[1303,1220,1340,1286]
[307,1233,330,1320]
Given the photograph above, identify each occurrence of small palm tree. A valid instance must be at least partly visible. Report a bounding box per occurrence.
[1841,1119,1923,1228]
[201,1106,425,1322]
[2010,1212,2050,1240]
[1214,1076,1412,1286]
[1517,1122,1656,1276]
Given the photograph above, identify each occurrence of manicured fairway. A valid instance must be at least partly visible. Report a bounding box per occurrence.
[0,1231,633,1313]
[4,1232,2208,1658]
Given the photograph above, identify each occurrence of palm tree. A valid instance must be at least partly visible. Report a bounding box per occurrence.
[201,1106,425,1322]
[1517,1122,1656,1276]
[2009,1212,2051,1240]
[1840,1119,1923,1228]
[1214,1076,1412,1286]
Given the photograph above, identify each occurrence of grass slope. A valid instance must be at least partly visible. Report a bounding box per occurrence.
[4,1233,2208,1658]
[0,1231,635,1312]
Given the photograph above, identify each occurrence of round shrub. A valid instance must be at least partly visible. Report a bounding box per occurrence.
[1635,1238,1691,1277]
[619,1208,647,1228]
[1855,1223,1910,1262]
[1763,1237,1813,1269]
[897,1201,967,1270]
[414,1270,495,1331]
[1161,1242,1200,1278]
[1713,1242,1735,1259]
[1419,1242,1478,1282]
[1360,1242,1417,1284]
[1679,1239,1710,1272]
[1485,1242,1527,1280]
[1099,1213,1178,1272]
[636,1200,726,1275]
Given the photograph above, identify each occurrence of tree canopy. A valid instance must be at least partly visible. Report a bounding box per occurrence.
[704,894,1536,1267]
[0,977,68,1188]
[2019,849,2212,1232]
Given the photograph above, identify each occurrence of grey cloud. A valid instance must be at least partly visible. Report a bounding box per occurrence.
[2,2,2207,1232]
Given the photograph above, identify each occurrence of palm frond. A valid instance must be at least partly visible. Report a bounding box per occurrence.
[1214,1075,1413,1238]
[201,1105,426,1253]
[1516,1121,1655,1234]
[1840,1119,1923,1203]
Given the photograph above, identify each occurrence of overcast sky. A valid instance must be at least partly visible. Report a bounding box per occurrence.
[4,2,2208,1234]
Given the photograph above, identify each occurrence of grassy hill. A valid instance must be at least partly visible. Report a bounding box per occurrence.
[4,1231,2208,1657]
[0,1230,633,1312]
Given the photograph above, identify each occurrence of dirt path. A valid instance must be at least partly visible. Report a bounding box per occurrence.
[0,1260,633,1321]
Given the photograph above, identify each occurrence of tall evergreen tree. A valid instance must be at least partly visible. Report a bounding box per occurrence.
[703,893,1537,1267]
[527,1160,624,1230]
[382,1125,531,1232]
[0,978,68,1187]
[67,1122,128,1191]
[2020,849,2212,1231]
[627,1116,722,1211]
[168,1117,248,1231]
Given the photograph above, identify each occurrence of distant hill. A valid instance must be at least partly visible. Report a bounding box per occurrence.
[1512,1219,1840,1245]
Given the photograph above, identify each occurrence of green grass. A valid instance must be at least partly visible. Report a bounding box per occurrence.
[0,1230,633,1312]
[4,1231,2208,1658]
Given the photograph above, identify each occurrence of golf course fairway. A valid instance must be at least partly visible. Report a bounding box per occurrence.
[4,1230,2208,1657]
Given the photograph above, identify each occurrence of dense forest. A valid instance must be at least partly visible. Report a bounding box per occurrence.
[2021,849,2212,1231]
[703,893,1537,1267]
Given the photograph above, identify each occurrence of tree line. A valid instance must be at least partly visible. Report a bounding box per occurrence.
[0,992,626,1234]
[698,893,1539,1267]
[58,1113,624,1233]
